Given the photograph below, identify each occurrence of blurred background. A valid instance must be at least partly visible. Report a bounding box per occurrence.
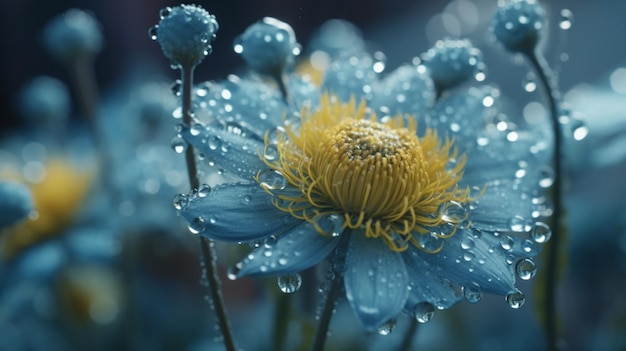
[1,1,625,350]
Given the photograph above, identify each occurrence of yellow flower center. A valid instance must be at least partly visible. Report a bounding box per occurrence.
[258,94,473,252]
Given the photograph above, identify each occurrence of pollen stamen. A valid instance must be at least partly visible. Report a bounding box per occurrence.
[257,94,474,252]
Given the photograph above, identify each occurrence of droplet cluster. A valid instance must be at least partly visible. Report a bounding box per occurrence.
[150,5,219,68]
[422,38,485,95]
[490,0,546,53]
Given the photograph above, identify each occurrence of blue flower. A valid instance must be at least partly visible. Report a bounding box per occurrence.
[177,21,550,330]
[490,0,546,54]
[43,9,103,62]
[0,181,34,229]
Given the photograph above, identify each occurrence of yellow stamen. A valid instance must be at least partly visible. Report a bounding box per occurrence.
[257,94,475,252]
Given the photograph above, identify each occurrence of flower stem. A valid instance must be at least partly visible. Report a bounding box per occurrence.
[398,318,419,351]
[310,275,342,351]
[524,50,562,351]
[180,64,237,351]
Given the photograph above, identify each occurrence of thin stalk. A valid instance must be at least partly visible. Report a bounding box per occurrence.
[273,291,291,351]
[524,50,562,351]
[180,64,237,351]
[398,318,419,351]
[309,276,342,351]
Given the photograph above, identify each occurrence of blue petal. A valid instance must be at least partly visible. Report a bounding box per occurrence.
[402,250,463,311]
[344,232,409,330]
[235,214,343,277]
[180,182,300,242]
[414,228,517,295]
[181,124,266,181]
[371,64,435,122]
[193,77,287,138]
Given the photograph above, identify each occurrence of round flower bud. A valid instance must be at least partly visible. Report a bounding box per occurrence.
[234,17,299,77]
[490,0,546,54]
[422,38,484,95]
[0,181,34,229]
[152,4,219,69]
[43,9,103,62]
[19,76,71,125]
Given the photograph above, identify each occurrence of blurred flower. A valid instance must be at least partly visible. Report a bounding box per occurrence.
[176,19,551,330]
[0,181,34,229]
[1,159,93,259]
[43,9,103,62]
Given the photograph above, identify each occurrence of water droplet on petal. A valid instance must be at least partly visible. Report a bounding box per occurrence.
[258,169,287,190]
[277,273,302,294]
[538,167,555,188]
[530,222,551,243]
[464,282,482,303]
[197,184,211,197]
[508,215,527,232]
[522,73,537,92]
[500,235,514,251]
[413,302,435,323]
[377,318,396,336]
[438,201,467,224]
[172,193,188,210]
[418,232,442,252]
[516,258,537,280]
[188,216,206,234]
[506,289,525,309]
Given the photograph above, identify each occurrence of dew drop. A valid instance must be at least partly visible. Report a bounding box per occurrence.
[463,283,482,304]
[500,235,514,251]
[508,215,527,232]
[522,73,536,92]
[438,201,466,224]
[208,135,221,150]
[170,136,187,153]
[413,302,435,323]
[506,289,525,309]
[190,123,203,136]
[188,216,206,234]
[327,214,344,237]
[171,79,182,97]
[159,6,172,19]
[172,193,188,210]
[197,184,211,197]
[418,232,441,252]
[277,273,302,294]
[516,258,537,280]
[530,222,552,243]
[227,263,242,280]
[461,235,475,250]
[538,167,555,188]
[559,9,573,30]
[148,25,158,40]
[258,169,287,190]
[377,318,396,336]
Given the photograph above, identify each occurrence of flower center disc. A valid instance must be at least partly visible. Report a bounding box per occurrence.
[260,95,471,252]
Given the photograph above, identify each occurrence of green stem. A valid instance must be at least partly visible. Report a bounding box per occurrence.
[180,65,238,351]
[524,50,562,351]
[398,318,419,351]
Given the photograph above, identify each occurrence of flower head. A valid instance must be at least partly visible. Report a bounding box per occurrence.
[490,0,546,54]
[43,9,103,62]
[422,38,484,96]
[177,20,550,330]
[151,4,219,68]
[18,76,71,125]
[234,17,299,78]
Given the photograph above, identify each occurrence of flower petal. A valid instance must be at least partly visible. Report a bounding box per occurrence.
[344,232,410,330]
[179,182,300,242]
[235,214,343,277]
[414,228,517,295]
[402,250,464,311]
[181,124,266,181]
